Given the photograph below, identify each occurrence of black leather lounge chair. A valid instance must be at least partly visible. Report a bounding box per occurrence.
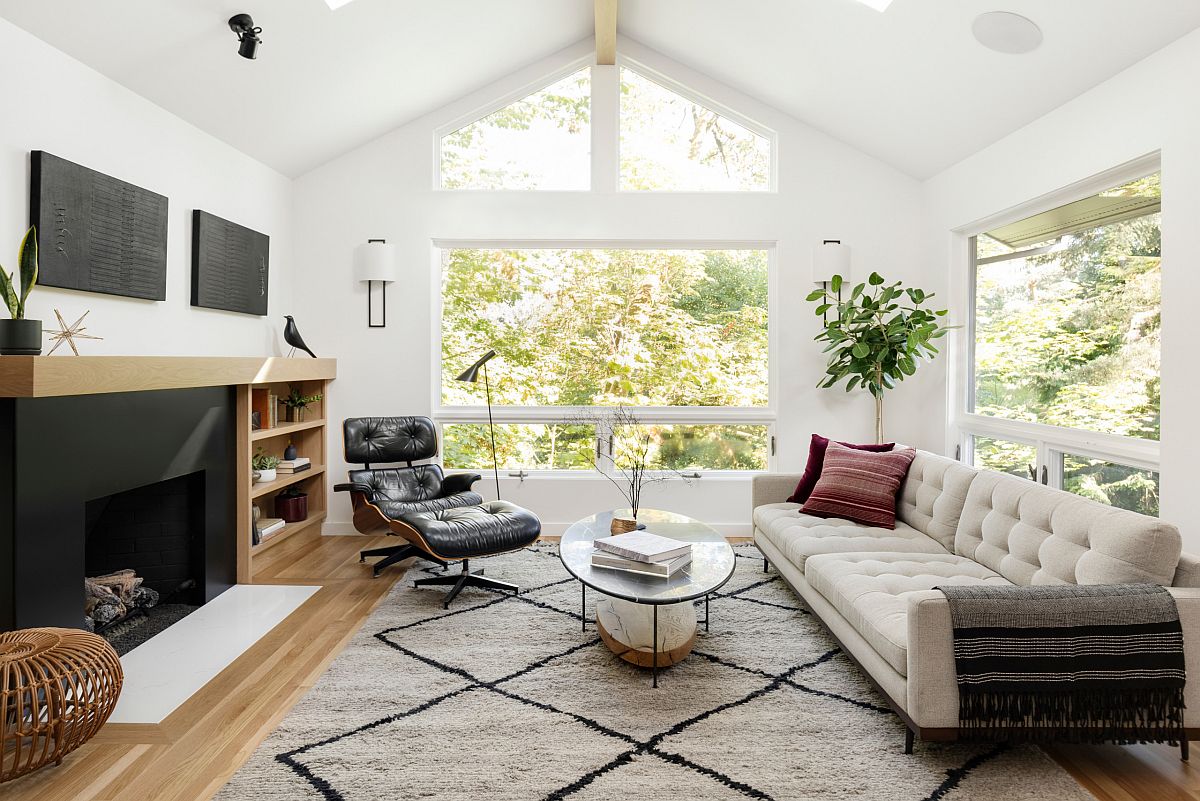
[334,416,541,607]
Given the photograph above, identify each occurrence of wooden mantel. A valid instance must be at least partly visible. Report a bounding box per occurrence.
[0,356,337,397]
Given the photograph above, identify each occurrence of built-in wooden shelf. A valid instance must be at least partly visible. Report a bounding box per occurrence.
[250,512,327,556]
[250,418,326,442]
[250,465,326,499]
[236,366,333,584]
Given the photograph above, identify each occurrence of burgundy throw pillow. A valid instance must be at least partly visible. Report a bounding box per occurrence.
[800,442,917,529]
[787,434,895,504]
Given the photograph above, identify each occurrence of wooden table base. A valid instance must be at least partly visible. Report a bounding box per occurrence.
[595,598,698,668]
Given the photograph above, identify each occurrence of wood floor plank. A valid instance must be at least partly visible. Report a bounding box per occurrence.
[0,533,1192,801]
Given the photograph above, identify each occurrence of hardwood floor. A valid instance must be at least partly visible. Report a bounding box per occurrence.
[1,533,1197,801]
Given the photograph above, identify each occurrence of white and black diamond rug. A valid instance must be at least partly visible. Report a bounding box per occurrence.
[215,545,1095,801]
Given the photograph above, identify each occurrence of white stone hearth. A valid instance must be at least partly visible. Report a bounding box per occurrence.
[110,584,320,724]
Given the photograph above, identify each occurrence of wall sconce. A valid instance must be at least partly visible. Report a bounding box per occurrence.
[354,239,399,328]
[812,239,852,323]
[228,14,263,60]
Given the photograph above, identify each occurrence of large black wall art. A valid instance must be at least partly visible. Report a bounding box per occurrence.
[30,151,169,301]
[191,210,270,316]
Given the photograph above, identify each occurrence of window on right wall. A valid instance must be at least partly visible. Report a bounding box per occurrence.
[965,171,1161,515]
[619,67,771,192]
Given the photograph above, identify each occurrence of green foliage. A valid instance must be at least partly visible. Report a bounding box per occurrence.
[441,248,768,411]
[974,177,1161,443]
[252,447,279,470]
[0,226,38,319]
[619,68,769,191]
[807,272,951,439]
[440,69,590,189]
[283,387,322,410]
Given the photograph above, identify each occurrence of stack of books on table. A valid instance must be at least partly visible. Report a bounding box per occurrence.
[591,531,692,577]
[277,457,311,474]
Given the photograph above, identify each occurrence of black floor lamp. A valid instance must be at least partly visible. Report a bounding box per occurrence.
[455,349,500,500]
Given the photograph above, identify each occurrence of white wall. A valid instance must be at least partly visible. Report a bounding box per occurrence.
[0,18,293,357]
[921,29,1200,547]
[292,37,930,535]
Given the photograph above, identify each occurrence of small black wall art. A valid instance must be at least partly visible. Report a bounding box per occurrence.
[191,210,270,316]
[30,151,169,301]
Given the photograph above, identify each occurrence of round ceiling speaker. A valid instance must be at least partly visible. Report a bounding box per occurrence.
[972,11,1043,54]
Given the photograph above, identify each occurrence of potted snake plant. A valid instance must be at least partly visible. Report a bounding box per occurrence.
[0,227,41,355]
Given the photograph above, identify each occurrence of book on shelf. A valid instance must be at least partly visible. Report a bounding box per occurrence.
[590,549,692,577]
[593,531,691,564]
[251,388,272,430]
[258,518,286,539]
[277,457,310,468]
[277,462,312,474]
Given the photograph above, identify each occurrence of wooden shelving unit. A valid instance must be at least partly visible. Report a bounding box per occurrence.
[235,365,335,582]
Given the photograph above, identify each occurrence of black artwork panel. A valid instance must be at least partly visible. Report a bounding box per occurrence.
[191,210,269,316]
[29,151,169,301]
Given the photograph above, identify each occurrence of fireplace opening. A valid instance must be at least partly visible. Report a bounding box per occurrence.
[84,471,206,655]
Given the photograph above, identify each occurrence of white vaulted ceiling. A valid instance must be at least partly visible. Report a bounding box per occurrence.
[1,0,1197,179]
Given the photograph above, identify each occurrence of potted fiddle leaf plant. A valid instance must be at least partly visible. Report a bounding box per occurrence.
[807,272,953,443]
[0,226,41,355]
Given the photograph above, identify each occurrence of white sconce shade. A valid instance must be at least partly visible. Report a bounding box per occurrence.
[354,240,400,283]
[812,240,852,284]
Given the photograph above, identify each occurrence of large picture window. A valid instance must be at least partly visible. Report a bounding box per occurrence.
[963,170,1161,515]
[438,246,772,473]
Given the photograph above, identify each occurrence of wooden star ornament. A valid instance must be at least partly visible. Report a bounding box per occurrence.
[45,309,103,355]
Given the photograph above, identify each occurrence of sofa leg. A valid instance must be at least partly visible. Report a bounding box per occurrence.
[763,557,770,574]
[904,727,914,755]
[1182,737,1190,762]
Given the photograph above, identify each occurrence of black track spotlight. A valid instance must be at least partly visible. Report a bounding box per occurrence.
[228,14,262,60]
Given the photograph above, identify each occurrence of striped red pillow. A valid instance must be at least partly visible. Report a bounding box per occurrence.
[800,442,917,529]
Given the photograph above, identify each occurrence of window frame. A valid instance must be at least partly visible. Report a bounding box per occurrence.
[954,154,1162,509]
[431,58,778,194]
[613,57,778,194]
[432,57,595,192]
[431,239,778,478]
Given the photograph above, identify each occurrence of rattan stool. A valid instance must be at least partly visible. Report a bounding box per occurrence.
[0,627,123,782]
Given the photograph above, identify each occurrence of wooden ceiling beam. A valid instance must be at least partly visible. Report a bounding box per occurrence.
[595,0,618,65]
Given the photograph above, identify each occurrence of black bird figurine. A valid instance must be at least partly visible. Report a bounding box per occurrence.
[283,315,316,358]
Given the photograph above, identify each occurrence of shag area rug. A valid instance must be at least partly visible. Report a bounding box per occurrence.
[216,544,1095,801]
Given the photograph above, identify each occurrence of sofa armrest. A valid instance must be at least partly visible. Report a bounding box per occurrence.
[752,473,802,516]
[906,586,1200,730]
[334,482,373,495]
[904,591,960,729]
[442,471,483,496]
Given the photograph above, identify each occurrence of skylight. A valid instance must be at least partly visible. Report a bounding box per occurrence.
[855,0,894,10]
[324,0,357,9]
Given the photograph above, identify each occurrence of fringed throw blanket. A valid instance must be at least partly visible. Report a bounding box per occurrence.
[937,583,1186,743]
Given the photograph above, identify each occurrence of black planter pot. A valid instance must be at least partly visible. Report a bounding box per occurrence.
[0,319,42,355]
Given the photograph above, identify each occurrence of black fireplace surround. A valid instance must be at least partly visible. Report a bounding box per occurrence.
[0,387,236,630]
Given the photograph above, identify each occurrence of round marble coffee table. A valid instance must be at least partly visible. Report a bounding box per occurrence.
[559,509,736,687]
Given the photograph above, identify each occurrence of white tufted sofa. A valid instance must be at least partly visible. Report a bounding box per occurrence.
[752,449,1200,748]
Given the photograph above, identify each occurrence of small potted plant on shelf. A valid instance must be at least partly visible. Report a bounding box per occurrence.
[0,226,41,356]
[252,447,279,484]
[275,486,308,523]
[282,386,323,422]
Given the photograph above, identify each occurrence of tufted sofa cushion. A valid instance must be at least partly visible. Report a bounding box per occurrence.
[806,552,1013,676]
[896,451,978,551]
[955,470,1182,587]
[754,503,949,572]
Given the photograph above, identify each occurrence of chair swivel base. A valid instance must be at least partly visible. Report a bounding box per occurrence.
[413,559,519,608]
[360,544,448,578]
